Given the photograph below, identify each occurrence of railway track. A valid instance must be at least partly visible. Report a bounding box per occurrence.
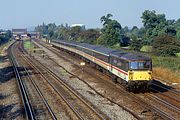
[8,41,35,120]
[151,81,180,103]
[20,41,109,120]
[11,41,58,120]
[138,93,179,120]
[36,40,179,120]
[17,52,57,119]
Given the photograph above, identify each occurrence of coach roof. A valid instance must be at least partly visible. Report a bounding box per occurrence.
[77,43,99,50]
[93,47,118,56]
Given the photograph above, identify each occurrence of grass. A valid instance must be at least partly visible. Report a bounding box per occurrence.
[153,67,180,84]
[24,41,34,51]
[150,55,180,71]
[150,55,180,84]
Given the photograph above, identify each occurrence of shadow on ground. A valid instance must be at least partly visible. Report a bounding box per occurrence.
[150,80,174,93]
[131,80,174,94]
[0,55,8,62]
[0,66,14,83]
[0,103,25,119]
[0,93,10,100]
[0,65,35,84]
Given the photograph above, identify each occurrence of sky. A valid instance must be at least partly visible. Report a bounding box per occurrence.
[0,0,180,29]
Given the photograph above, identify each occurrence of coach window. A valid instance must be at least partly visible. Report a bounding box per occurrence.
[113,58,118,65]
[117,60,122,67]
[122,60,129,71]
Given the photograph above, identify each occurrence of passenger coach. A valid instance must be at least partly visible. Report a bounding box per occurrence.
[51,40,152,91]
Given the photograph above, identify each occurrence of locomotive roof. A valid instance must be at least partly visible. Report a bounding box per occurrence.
[110,51,151,61]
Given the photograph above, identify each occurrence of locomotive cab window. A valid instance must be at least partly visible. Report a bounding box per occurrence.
[130,61,151,70]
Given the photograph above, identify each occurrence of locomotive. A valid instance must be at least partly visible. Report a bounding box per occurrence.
[50,40,152,91]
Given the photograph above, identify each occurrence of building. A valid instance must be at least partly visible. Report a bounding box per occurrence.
[12,28,27,40]
[71,24,86,30]
[0,31,7,35]
[28,32,40,39]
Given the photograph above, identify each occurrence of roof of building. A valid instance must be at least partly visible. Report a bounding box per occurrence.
[71,24,85,27]
[12,29,27,33]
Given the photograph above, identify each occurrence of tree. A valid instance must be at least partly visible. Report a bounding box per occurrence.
[141,10,168,44]
[35,23,48,35]
[120,35,130,46]
[123,26,129,33]
[175,19,180,40]
[0,30,12,45]
[152,34,180,56]
[97,14,122,46]
[141,10,167,29]
[176,29,180,40]
[79,29,100,44]
[47,23,56,39]
[68,26,83,41]
[100,13,113,26]
[129,35,143,51]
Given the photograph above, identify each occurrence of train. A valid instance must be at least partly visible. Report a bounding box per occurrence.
[49,40,152,91]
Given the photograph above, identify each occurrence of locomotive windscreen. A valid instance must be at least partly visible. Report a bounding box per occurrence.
[130,61,151,70]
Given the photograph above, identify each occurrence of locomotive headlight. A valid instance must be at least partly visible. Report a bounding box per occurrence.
[148,71,152,80]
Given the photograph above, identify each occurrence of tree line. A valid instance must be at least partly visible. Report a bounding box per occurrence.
[35,10,180,56]
[0,30,12,45]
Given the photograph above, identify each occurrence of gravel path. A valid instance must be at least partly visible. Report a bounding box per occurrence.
[0,41,25,120]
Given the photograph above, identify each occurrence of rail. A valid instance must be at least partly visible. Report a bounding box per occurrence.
[20,43,108,120]
[8,41,35,120]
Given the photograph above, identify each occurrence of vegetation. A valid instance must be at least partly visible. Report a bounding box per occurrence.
[35,10,179,57]
[129,35,143,51]
[35,10,180,80]
[97,14,124,47]
[151,55,180,71]
[0,30,12,45]
[24,41,34,50]
[152,34,180,56]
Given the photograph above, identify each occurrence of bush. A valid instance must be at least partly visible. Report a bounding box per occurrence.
[152,34,180,56]
[129,35,143,51]
[140,46,152,52]
[176,52,180,57]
